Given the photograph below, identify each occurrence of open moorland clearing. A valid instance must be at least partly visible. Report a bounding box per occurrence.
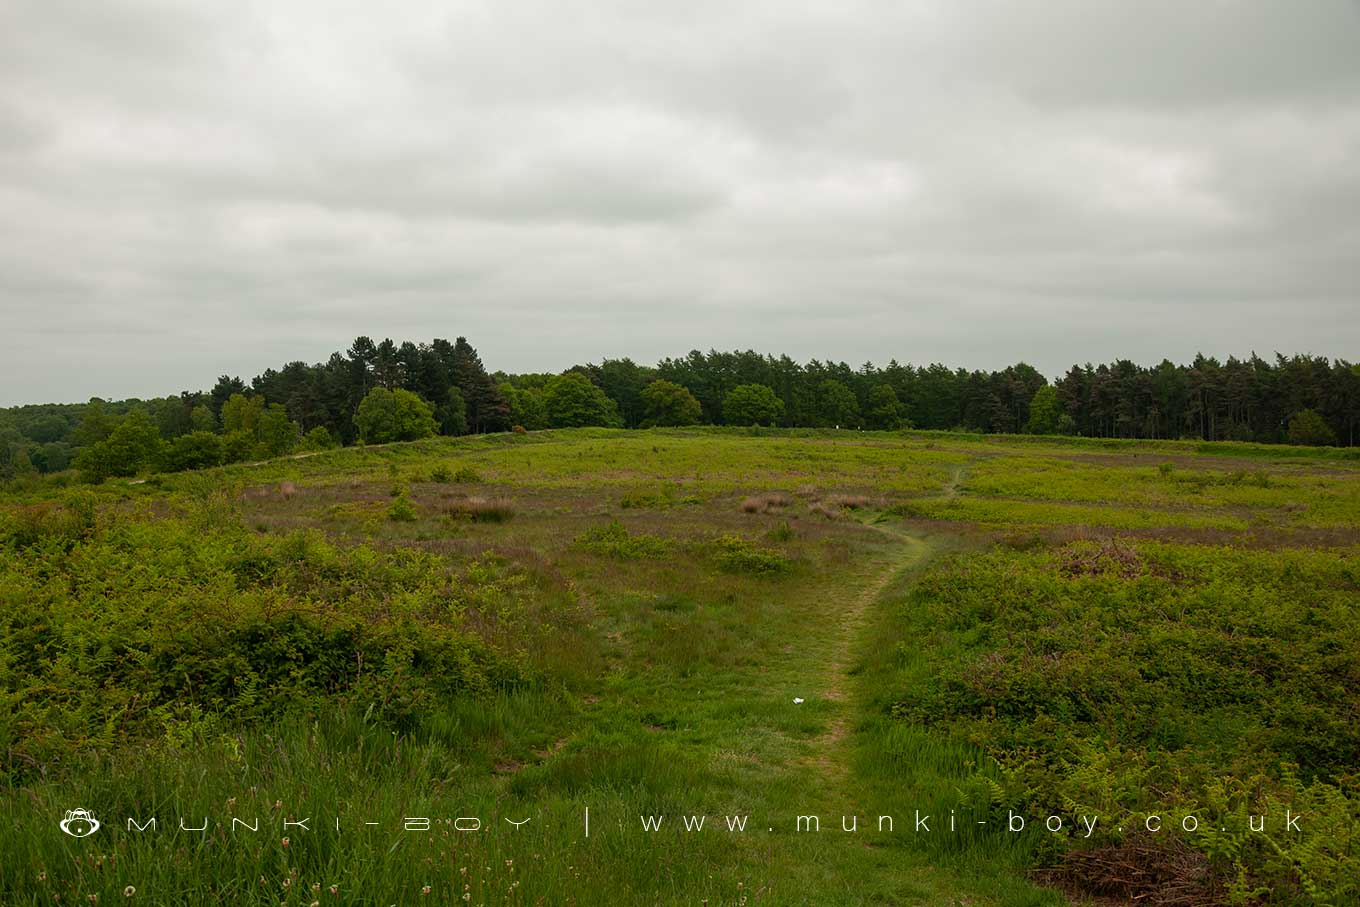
[2,428,1358,905]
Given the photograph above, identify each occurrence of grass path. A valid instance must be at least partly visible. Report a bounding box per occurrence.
[804,523,935,784]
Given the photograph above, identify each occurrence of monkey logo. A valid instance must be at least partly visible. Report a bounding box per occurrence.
[59,808,101,838]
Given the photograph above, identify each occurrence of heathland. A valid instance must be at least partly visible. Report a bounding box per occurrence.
[1,428,1357,906]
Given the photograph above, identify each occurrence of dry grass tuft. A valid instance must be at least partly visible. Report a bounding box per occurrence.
[740,493,791,514]
[443,496,515,523]
[825,494,873,510]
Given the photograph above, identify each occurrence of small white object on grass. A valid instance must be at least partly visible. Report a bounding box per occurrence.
[792,697,805,704]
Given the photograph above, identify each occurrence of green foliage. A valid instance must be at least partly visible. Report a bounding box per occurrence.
[387,493,418,522]
[299,425,339,451]
[220,393,263,435]
[1288,408,1337,446]
[254,403,298,457]
[0,518,544,784]
[500,381,549,431]
[221,429,256,463]
[438,386,469,436]
[542,372,623,428]
[639,379,703,427]
[161,430,223,472]
[619,482,700,509]
[710,533,790,573]
[723,383,784,426]
[1024,385,1061,434]
[866,383,910,430]
[72,409,163,482]
[71,398,115,447]
[886,540,1360,900]
[355,387,438,444]
[188,403,217,433]
[576,521,672,559]
[816,378,861,428]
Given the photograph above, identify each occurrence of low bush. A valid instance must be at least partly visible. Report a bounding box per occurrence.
[387,494,418,522]
[884,539,1360,902]
[0,519,552,784]
[575,521,671,559]
[710,534,790,574]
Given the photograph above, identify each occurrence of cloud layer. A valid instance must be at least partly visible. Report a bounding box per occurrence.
[2,0,1358,404]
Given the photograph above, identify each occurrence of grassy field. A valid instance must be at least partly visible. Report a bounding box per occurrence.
[2,428,1357,906]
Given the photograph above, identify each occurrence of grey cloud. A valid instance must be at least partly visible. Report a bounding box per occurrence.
[1,0,1358,405]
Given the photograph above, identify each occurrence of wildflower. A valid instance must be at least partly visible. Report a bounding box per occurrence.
[87,897,98,904]
[312,883,321,893]
[793,697,804,704]
[282,878,292,890]
[421,886,431,896]
[274,800,283,810]
[123,887,135,898]
[329,885,339,896]
[227,797,236,808]
[281,837,290,848]
[38,871,47,882]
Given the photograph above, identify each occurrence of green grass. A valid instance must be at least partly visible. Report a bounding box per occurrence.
[2,428,1358,905]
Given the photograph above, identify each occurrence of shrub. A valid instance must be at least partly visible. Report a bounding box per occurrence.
[0,521,536,782]
[621,484,699,509]
[576,521,671,559]
[355,387,438,444]
[161,431,223,473]
[1,499,97,550]
[430,463,452,483]
[387,494,418,522]
[639,380,702,427]
[299,426,339,451]
[710,534,790,574]
[722,384,784,427]
[1287,409,1337,446]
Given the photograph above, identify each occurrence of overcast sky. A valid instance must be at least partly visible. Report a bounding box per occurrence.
[2,0,1358,405]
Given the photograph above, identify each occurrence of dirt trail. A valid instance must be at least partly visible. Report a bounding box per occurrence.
[801,459,967,785]
[802,521,934,782]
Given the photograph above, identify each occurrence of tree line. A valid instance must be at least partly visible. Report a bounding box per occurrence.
[2,340,1356,481]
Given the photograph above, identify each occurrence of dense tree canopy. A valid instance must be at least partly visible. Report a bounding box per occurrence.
[541,373,623,428]
[354,388,438,444]
[723,384,784,427]
[3,341,1356,484]
[639,380,702,427]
